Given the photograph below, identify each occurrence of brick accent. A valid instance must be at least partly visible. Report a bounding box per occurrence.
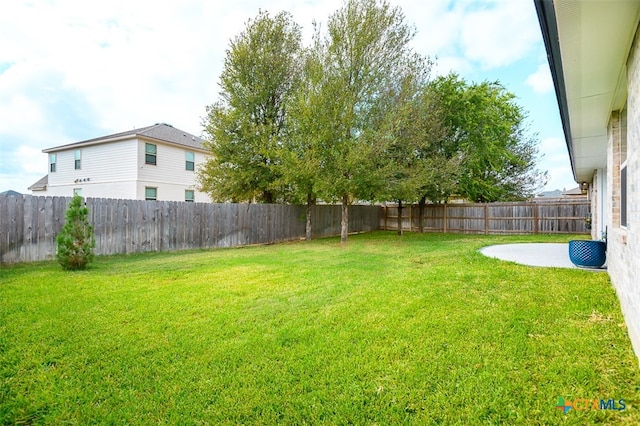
[608,111,621,227]
[606,26,640,363]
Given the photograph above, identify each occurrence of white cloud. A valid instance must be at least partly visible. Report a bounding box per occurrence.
[526,63,554,94]
[537,137,576,191]
[459,0,539,69]
[0,0,565,195]
[18,146,47,174]
[400,0,541,76]
[401,1,465,55]
[432,56,473,77]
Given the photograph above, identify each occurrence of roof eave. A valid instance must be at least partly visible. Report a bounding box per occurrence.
[42,134,209,154]
[42,134,133,153]
[534,0,577,182]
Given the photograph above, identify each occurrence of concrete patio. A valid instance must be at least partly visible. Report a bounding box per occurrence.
[480,243,607,271]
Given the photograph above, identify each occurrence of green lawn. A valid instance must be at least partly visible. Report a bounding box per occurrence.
[1,232,638,424]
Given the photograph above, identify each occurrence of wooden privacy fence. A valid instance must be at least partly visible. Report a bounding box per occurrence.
[0,196,589,264]
[0,196,380,264]
[381,201,590,234]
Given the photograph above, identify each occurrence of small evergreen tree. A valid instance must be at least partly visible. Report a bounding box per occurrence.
[56,195,95,270]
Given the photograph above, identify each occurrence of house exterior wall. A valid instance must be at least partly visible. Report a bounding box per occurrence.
[135,181,208,202]
[136,139,209,202]
[590,170,598,240]
[39,137,210,202]
[589,168,608,241]
[606,26,640,360]
[45,140,138,198]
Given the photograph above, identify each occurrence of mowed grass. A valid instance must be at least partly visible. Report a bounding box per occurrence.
[1,232,638,424]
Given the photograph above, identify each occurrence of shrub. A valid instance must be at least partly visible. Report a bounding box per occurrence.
[56,195,95,270]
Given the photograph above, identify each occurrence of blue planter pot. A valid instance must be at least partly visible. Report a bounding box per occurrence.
[568,240,606,268]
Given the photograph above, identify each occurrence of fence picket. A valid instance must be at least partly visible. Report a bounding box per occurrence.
[1,196,587,265]
[382,201,589,235]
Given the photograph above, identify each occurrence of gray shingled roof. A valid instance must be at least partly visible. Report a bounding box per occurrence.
[0,190,23,196]
[28,175,48,191]
[43,123,207,152]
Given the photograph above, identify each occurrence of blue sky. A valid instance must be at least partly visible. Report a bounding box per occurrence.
[0,0,575,194]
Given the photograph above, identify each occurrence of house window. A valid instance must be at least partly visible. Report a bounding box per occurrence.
[185,151,195,171]
[185,190,195,202]
[621,105,628,228]
[49,153,56,172]
[621,165,627,227]
[75,149,81,170]
[145,187,157,201]
[73,188,83,197]
[145,143,157,165]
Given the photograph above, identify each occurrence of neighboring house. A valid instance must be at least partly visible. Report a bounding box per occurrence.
[0,190,22,197]
[534,187,587,202]
[535,0,640,361]
[561,186,587,198]
[536,189,563,199]
[29,123,211,203]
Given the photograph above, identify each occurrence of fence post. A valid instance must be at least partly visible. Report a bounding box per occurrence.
[484,204,489,234]
[534,203,539,234]
[383,205,387,231]
[443,204,447,233]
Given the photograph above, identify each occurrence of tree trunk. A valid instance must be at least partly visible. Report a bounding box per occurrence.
[418,196,426,233]
[263,190,274,204]
[306,193,315,242]
[341,193,349,243]
[397,199,403,236]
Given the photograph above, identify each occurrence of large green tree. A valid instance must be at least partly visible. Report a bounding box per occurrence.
[376,58,460,234]
[277,41,326,241]
[431,74,548,202]
[198,11,302,203]
[309,0,417,242]
[198,4,547,241]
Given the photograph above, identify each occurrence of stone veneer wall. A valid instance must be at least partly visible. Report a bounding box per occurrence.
[607,25,640,362]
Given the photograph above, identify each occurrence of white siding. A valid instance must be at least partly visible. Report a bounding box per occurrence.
[47,150,76,187]
[44,181,139,199]
[46,140,138,198]
[137,181,209,202]
[36,137,211,202]
[137,139,211,202]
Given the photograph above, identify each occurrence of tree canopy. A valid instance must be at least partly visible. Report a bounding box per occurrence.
[429,74,548,202]
[198,0,549,241]
[305,0,418,241]
[198,10,302,203]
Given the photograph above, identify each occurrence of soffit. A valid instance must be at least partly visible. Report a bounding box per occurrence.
[554,0,640,182]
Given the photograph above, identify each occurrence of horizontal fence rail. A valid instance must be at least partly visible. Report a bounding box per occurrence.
[0,196,380,264]
[381,201,590,235]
